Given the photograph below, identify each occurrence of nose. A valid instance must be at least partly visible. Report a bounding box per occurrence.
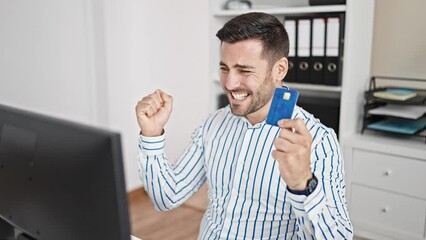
[223,71,241,90]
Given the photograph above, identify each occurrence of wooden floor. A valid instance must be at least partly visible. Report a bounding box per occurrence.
[129,186,207,240]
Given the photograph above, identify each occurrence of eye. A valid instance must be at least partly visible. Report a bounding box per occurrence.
[220,67,229,73]
[239,69,251,74]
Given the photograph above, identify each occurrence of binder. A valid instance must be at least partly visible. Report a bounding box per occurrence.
[296,18,311,83]
[310,17,326,85]
[324,16,344,85]
[284,18,297,83]
[283,13,345,86]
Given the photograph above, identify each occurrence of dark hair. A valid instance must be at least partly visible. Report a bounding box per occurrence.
[216,12,289,66]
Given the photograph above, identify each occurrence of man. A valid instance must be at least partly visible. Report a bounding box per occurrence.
[136,12,352,239]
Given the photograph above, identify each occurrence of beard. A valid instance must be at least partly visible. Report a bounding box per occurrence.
[225,74,276,117]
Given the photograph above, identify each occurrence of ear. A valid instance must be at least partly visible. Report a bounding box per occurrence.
[272,57,288,84]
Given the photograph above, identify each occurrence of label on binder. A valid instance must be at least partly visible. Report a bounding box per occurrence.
[266,88,299,127]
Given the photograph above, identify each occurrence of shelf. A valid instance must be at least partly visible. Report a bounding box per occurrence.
[365,76,426,105]
[213,5,346,17]
[366,93,426,105]
[285,82,342,92]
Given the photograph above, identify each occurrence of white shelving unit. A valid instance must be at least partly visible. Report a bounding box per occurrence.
[285,82,342,92]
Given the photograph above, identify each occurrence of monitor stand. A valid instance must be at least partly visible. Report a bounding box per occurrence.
[0,217,36,240]
[15,233,36,240]
[0,217,14,240]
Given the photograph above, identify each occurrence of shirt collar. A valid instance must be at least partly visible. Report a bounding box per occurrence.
[239,116,266,129]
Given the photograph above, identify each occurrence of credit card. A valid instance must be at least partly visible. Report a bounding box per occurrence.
[266,88,299,127]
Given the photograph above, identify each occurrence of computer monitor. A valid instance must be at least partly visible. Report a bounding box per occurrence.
[0,104,130,240]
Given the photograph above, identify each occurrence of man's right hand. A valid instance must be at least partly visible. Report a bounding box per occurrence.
[135,89,173,137]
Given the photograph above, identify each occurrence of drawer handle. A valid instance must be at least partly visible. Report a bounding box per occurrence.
[381,207,390,213]
[384,170,392,176]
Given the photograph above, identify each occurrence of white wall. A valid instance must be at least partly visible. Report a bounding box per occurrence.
[0,0,210,191]
[103,0,210,191]
[371,0,426,80]
[0,0,104,125]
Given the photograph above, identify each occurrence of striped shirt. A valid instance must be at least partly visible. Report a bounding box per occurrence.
[138,105,353,239]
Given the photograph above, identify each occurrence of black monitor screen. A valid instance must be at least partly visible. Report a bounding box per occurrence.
[0,104,130,240]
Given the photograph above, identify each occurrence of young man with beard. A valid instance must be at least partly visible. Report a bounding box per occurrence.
[135,12,352,239]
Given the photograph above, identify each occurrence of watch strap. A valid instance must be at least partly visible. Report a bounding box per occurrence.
[287,173,318,196]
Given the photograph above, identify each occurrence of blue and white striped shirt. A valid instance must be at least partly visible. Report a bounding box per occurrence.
[138,105,353,239]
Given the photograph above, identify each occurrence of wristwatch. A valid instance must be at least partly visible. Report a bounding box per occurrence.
[287,174,318,196]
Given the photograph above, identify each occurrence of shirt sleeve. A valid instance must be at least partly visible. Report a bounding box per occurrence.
[287,130,353,239]
[137,123,206,211]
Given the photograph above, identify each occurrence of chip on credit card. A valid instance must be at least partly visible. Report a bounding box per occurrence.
[266,88,299,127]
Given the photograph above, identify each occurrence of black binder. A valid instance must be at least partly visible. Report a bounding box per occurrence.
[310,17,326,85]
[324,14,345,86]
[296,18,311,84]
[284,18,297,83]
[283,13,345,86]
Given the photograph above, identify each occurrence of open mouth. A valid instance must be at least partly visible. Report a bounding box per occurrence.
[230,91,250,101]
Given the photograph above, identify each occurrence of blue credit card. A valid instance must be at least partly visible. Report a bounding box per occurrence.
[266,88,299,127]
